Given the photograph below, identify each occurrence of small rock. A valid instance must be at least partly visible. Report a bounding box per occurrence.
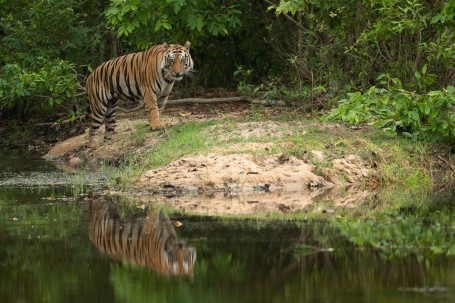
[277,204,290,213]
[277,154,290,164]
[310,150,325,162]
[253,184,271,192]
[197,187,204,194]
[322,209,335,214]
[308,181,320,188]
[68,155,82,166]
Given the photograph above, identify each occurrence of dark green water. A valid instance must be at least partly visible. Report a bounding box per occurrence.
[1,150,455,303]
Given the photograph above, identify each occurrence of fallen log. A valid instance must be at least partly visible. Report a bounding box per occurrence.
[117,96,285,113]
[165,96,285,106]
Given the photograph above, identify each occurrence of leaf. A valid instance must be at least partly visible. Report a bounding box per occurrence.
[410,111,420,121]
[431,14,441,24]
[428,90,442,97]
[179,111,192,117]
[422,64,427,75]
[372,119,393,129]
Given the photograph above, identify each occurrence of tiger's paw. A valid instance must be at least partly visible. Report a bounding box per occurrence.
[150,121,164,131]
[87,138,100,149]
[87,142,99,149]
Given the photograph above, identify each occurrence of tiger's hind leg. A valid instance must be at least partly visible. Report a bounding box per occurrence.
[104,98,119,143]
[88,104,106,148]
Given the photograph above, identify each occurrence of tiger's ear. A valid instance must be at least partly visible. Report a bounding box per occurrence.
[184,41,191,51]
[163,42,170,50]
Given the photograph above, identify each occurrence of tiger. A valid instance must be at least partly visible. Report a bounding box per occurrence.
[88,198,196,277]
[86,41,193,146]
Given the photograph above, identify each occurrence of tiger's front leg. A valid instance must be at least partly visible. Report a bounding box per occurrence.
[144,90,164,130]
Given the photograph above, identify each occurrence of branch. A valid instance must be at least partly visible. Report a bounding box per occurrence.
[35,117,74,129]
[117,101,145,113]
[166,96,285,106]
[72,92,87,97]
[117,97,286,113]
[262,0,304,30]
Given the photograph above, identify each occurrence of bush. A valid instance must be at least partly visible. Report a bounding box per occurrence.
[326,74,455,145]
[0,0,111,119]
[267,0,455,104]
[0,59,79,116]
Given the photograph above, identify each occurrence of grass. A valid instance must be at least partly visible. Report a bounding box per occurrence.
[103,108,453,203]
[141,121,214,166]
[114,120,218,186]
[131,123,150,146]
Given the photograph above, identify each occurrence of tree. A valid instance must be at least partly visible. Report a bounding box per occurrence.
[0,0,111,119]
[104,0,243,49]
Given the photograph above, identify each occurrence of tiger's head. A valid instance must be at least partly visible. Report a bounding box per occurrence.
[164,240,197,277]
[162,41,194,82]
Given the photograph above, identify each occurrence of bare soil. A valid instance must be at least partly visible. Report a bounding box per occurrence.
[42,103,400,215]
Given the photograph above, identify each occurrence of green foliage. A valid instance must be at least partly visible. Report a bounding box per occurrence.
[0,0,89,63]
[104,0,243,49]
[0,0,111,118]
[327,74,455,144]
[103,1,282,87]
[267,0,455,107]
[269,0,306,16]
[234,65,329,106]
[325,87,391,124]
[234,66,254,95]
[0,59,79,110]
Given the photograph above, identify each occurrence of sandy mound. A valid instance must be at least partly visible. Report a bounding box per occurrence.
[140,153,327,193]
[133,152,375,215]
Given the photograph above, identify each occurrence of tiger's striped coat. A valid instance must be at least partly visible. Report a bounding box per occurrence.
[86,41,193,146]
[89,199,196,276]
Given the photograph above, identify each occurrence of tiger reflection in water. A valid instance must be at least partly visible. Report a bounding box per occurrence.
[89,198,196,277]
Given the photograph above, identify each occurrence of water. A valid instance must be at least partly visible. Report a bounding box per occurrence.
[0,150,454,303]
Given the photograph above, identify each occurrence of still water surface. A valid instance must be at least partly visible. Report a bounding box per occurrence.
[0,150,454,303]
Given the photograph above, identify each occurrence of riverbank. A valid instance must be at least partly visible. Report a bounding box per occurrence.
[42,102,455,216]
